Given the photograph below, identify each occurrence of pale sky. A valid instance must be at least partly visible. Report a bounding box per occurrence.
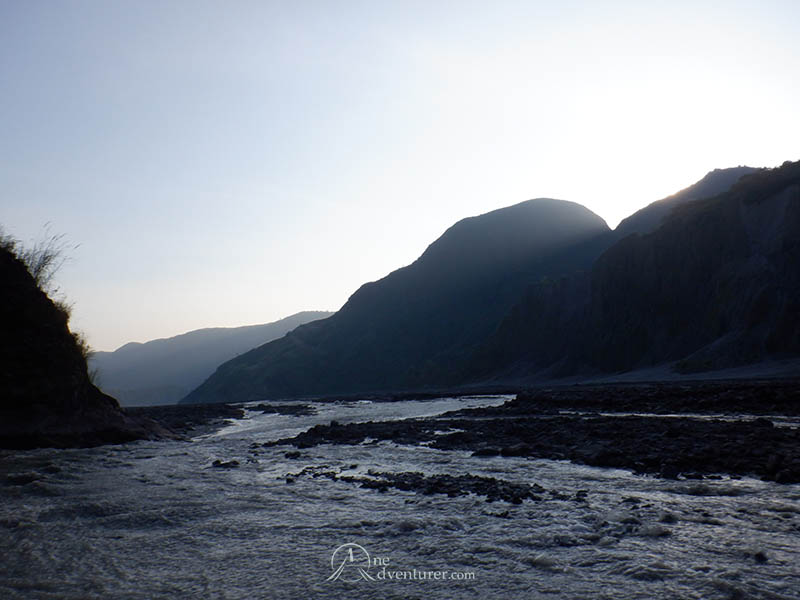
[2,0,799,351]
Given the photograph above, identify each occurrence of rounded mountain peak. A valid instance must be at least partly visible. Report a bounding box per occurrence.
[415,198,609,271]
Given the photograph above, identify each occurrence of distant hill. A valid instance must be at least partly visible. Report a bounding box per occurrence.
[182,199,610,403]
[91,311,331,406]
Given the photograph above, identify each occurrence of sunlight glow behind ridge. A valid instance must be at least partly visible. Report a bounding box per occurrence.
[1,0,798,350]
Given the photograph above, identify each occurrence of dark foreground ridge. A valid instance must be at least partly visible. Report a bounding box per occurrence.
[0,243,172,449]
[267,380,800,484]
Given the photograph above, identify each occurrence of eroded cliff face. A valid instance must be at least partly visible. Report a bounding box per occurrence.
[0,245,169,449]
[587,172,800,373]
[472,161,800,380]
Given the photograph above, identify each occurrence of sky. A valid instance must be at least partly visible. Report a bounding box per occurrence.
[2,0,799,352]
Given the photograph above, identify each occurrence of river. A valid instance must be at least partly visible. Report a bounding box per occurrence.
[2,395,798,599]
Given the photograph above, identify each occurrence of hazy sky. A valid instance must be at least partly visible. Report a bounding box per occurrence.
[2,1,799,351]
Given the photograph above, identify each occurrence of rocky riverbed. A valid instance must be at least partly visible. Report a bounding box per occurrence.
[267,380,800,484]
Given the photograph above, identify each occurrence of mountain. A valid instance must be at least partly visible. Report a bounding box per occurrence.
[614,166,758,238]
[183,162,796,404]
[474,160,800,379]
[91,311,331,406]
[588,161,800,373]
[0,241,167,448]
[182,199,610,403]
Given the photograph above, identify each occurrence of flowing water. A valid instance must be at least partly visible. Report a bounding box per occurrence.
[1,396,799,599]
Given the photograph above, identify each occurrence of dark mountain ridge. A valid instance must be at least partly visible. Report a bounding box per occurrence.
[614,166,758,238]
[476,161,800,380]
[591,162,800,372]
[183,199,610,402]
[183,162,798,404]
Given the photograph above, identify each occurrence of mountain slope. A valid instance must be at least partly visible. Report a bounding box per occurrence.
[475,160,800,379]
[182,199,610,403]
[589,161,800,372]
[183,162,792,403]
[91,311,331,406]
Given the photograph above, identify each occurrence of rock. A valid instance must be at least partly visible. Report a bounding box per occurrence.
[526,553,557,569]
[472,447,501,457]
[775,468,800,484]
[639,524,671,537]
[337,470,546,503]
[4,473,40,486]
[500,443,531,457]
[660,463,681,479]
[597,536,617,546]
[620,515,641,525]
[255,403,315,416]
[765,453,783,476]
[659,512,678,524]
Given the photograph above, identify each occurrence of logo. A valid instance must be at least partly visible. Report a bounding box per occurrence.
[326,543,375,582]
[325,542,476,583]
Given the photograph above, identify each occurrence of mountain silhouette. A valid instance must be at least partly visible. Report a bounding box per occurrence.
[473,161,800,379]
[183,162,797,403]
[589,161,800,373]
[91,311,331,406]
[614,166,758,238]
[183,199,609,402]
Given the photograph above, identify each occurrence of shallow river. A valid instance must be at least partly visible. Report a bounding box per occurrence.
[2,396,799,599]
